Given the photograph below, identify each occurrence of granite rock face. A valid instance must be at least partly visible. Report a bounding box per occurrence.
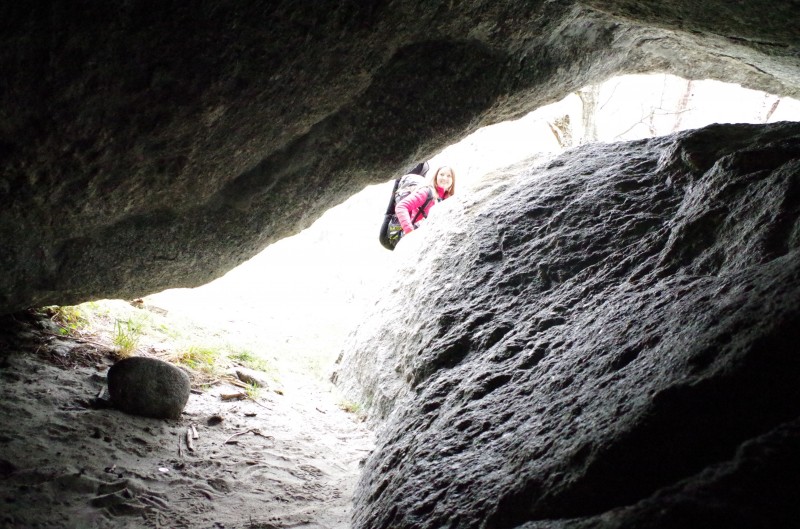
[1,1,800,313]
[336,121,800,528]
[2,3,800,525]
[107,356,191,420]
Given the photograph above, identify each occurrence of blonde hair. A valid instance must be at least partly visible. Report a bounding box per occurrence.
[432,166,456,197]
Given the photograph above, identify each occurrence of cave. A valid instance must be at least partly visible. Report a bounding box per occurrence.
[1,2,799,528]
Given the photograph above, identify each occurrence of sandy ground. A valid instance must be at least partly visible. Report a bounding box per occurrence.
[0,314,374,529]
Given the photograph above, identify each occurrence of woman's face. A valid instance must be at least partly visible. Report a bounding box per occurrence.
[436,167,453,190]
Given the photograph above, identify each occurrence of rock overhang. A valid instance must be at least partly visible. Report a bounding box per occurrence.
[1,1,799,314]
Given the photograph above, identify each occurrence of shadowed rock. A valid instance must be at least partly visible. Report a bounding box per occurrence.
[1,1,799,314]
[2,3,800,527]
[336,121,800,528]
[107,357,191,420]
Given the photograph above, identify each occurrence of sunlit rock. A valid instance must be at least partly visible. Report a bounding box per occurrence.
[337,121,800,528]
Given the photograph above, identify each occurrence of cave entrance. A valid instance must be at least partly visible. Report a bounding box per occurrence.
[36,73,799,422]
[14,72,798,529]
[140,72,800,387]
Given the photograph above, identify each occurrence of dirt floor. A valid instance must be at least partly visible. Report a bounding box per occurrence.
[0,311,374,529]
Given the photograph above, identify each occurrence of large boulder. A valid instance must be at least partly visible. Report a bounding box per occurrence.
[335,121,800,528]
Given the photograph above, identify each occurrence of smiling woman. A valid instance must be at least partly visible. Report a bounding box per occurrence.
[394,165,456,237]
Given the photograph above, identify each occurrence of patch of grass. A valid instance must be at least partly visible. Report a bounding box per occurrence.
[337,399,362,415]
[47,305,88,336]
[176,345,222,374]
[228,349,272,372]
[156,322,181,339]
[244,382,261,400]
[36,300,301,387]
[113,318,142,357]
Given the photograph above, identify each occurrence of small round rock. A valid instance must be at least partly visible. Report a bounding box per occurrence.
[107,357,191,420]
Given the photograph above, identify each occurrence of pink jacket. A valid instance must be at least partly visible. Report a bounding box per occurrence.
[395,185,449,234]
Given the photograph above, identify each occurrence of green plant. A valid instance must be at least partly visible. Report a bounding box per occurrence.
[48,305,88,336]
[177,346,222,374]
[244,382,261,400]
[113,318,142,356]
[338,399,362,415]
[157,323,180,338]
[228,349,273,373]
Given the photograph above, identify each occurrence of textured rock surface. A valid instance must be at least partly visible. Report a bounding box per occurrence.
[2,1,800,313]
[336,121,800,528]
[107,356,191,419]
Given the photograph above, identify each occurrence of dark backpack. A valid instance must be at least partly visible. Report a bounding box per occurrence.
[379,162,430,250]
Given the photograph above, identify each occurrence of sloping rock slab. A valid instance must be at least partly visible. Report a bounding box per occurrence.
[343,121,800,528]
